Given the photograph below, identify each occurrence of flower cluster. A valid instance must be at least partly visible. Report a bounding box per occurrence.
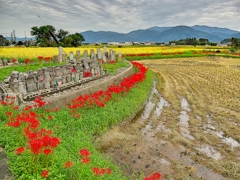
[68,62,147,110]
[124,53,155,57]
[24,58,32,64]
[92,167,112,176]
[79,149,91,164]
[144,172,162,180]
[5,96,60,178]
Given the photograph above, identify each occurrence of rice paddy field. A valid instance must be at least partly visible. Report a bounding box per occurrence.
[138,57,240,179]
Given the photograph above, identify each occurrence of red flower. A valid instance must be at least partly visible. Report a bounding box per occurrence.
[41,170,49,178]
[50,137,60,148]
[81,157,90,164]
[6,112,13,117]
[144,172,162,180]
[16,147,25,155]
[105,168,112,174]
[92,167,105,176]
[48,115,53,120]
[79,149,90,157]
[64,161,73,168]
[43,149,52,155]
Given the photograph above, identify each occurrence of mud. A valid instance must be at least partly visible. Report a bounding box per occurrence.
[0,147,14,180]
[96,80,231,179]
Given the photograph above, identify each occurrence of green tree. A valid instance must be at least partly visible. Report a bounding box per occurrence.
[231,37,239,49]
[30,25,57,47]
[62,33,85,47]
[56,29,69,46]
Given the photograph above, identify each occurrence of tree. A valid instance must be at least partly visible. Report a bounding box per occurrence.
[62,33,85,47]
[17,41,24,46]
[56,29,69,42]
[30,25,85,47]
[231,37,239,49]
[0,35,10,46]
[30,25,57,47]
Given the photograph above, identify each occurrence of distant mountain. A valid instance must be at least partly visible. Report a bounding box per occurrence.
[231,32,240,38]
[146,26,172,33]
[191,25,239,35]
[81,31,135,42]
[4,37,34,41]
[157,25,221,42]
[82,25,240,43]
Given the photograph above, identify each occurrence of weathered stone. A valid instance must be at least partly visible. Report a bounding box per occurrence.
[118,52,122,61]
[76,50,80,61]
[3,58,8,66]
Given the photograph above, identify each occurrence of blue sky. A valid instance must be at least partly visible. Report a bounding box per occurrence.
[0,0,240,37]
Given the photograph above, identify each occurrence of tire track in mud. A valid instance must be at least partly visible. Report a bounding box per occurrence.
[96,78,232,180]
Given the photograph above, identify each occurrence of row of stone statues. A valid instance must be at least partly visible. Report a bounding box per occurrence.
[2,51,106,96]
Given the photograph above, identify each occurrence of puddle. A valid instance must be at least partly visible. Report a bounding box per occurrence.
[196,145,223,160]
[215,131,240,150]
[141,81,158,119]
[160,158,171,166]
[205,114,216,130]
[180,98,190,111]
[178,97,195,140]
[154,97,170,117]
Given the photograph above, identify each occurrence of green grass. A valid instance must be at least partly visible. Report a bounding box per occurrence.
[0,68,154,179]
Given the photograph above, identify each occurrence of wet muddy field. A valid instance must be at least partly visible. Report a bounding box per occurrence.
[96,57,240,180]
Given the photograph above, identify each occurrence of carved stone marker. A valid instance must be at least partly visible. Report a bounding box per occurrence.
[76,50,80,61]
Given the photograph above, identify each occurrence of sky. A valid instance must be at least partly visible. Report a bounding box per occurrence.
[0,0,240,38]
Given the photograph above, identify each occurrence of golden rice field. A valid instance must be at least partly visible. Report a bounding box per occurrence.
[0,46,229,60]
[138,57,240,179]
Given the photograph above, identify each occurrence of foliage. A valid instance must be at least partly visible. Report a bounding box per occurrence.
[30,25,85,47]
[0,62,156,179]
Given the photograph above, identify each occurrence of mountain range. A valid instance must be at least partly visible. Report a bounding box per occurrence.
[81,25,240,43]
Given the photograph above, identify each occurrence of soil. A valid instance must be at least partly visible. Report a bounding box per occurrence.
[0,147,14,180]
[95,78,233,180]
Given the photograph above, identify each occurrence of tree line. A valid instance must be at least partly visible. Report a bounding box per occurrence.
[0,25,85,47]
[169,38,218,46]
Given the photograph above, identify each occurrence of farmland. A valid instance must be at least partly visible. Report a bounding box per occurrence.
[0,46,240,179]
[100,56,240,179]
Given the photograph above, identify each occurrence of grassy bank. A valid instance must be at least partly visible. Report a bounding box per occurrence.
[0,64,154,179]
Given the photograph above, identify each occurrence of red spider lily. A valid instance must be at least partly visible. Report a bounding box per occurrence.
[41,170,49,178]
[16,147,25,155]
[105,168,112,174]
[34,96,46,107]
[92,167,111,176]
[44,56,52,61]
[24,58,31,64]
[11,58,17,63]
[81,157,90,164]
[64,161,73,168]
[53,108,59,112]
[43,149,52,155]
[144,172,162,180]
[37,56,44,60]
[79,149,90,157]
[6,112,13,117]
[92,167,105,176]
[50,137,60,148]
[7,120,21,128]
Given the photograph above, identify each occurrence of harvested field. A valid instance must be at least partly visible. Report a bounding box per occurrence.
[96,57,240,179]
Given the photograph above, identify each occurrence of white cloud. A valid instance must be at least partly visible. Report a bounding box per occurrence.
[0,0,239,37]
